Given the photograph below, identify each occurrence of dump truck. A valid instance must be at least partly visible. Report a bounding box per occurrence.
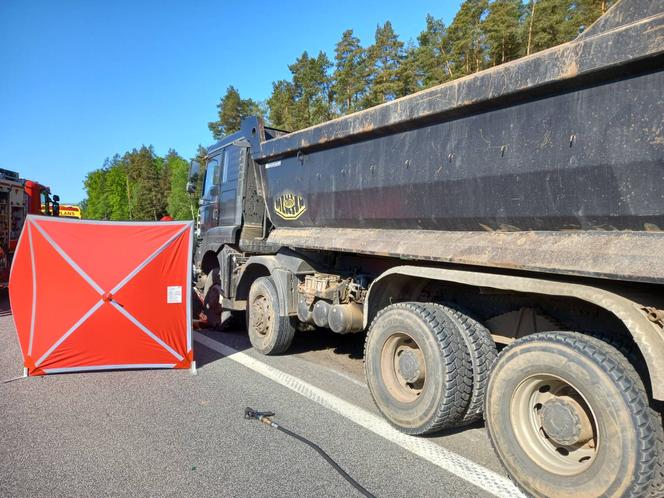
[188,1,664,495]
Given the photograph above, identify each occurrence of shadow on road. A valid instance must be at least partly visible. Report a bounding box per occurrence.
[192,323,367,371]
[0,289,11,316]
[194,327,251,369]
[289,327,366,360]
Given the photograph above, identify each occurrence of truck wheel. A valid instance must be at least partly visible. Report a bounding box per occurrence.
[364,302,472,435]
[441,303,497,425]
[583,331,664,498]
[485,331,658,498]
[247,277,295,355]
[649,411,664,497]
[201,269,223,328]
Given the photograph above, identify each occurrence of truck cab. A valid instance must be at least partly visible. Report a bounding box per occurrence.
[195,140,246,245]
[187,125,286,277]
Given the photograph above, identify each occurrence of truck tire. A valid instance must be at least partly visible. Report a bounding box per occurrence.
[247,276,295,355]
[648,411,664,498]
[201,269,223,328]
[441,303,497,425]
[364,302,472,435]
[485,331,658,498]
[583,331,664,498]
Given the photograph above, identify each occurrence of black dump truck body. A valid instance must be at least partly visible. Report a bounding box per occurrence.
[192,2,664,496]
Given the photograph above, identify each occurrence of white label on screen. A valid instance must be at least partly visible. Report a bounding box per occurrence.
[167,286,182,304]
[265,160,281,169]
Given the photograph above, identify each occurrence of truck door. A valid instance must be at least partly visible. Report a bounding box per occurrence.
[218,145,241,227]
[199,154,222,235]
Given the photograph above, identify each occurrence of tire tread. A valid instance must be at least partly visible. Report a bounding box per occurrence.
[437,303,497,425]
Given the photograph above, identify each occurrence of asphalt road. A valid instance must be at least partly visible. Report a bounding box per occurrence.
[0,294,522,497]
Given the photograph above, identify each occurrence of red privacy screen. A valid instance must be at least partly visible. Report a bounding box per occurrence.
[9,216,194,376]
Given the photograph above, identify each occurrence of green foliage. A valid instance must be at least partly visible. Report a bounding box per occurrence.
[523,0,576,55]
[484,0,523,65]
[165,150,195,220]
[446,0,489,76]
[83,148,195,221]
[208,86,264,139]
[83,168,111,220]
[290,51,334,127]
[266,51,334,130]
[363,21,405,107]
[332,30,367,114]
[215,0,611,131]
[124,146,165,220]
[415,15,452,88]
[572,0,612,30]
[267,80,298,130]
[397,42,419,98]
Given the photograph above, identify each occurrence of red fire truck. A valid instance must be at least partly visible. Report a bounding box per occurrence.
[0,168,58,285]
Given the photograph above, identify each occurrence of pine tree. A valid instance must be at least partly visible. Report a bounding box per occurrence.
[398,42,420,97]
[267,80,298,130]
[208,86,263,139]
[483,0,522,65]
[363,21,405,107]
[523,0,575,55]
[446,0,489,76]
[415,15,453,88]
[332,30,367,114]
[288,50,334,128]
[572,0,614,34]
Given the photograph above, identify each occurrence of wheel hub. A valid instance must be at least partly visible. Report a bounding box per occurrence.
[380,333,426,402]
[512,375,598,476]
[540,397,585,446]
[398,349,423,384]
[250,295,272,336]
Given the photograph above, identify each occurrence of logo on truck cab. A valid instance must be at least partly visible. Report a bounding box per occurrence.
[274,193,306,220]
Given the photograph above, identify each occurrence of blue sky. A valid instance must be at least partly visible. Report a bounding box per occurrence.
[0,0,462,203]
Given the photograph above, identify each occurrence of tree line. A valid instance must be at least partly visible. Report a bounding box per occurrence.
[81,147,196,221]
[208,0,612,136]
[83,0,610,220]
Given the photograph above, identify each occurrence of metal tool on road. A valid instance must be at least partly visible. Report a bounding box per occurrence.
[244,407,376,498]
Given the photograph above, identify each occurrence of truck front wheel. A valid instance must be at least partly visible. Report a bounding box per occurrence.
[247,276,295,355]
[485,331,658,498]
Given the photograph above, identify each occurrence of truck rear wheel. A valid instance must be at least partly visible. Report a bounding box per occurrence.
[364,302,472,435]
[442,303,497,425]
[485,331,657,498]
[247,277,295,355]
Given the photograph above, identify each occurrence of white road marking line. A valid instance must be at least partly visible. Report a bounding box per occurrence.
[194,331,524,498]
[318,365,367,388]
